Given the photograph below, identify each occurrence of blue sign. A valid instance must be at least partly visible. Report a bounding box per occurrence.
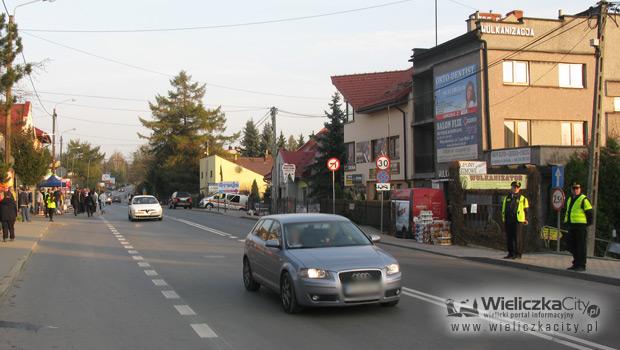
[376,170,390,184]
[551,166,564,188]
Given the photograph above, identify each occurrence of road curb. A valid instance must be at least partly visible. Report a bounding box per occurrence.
[0,222,51,304]
[379,241,620,287]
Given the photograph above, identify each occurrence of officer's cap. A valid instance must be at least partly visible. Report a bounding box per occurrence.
[572,182,581,189]
[510,181,521,188]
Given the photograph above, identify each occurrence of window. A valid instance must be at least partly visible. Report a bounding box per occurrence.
[561,122,585,146]
[615,97,620,112]
[345,142,355,168]
[503,61,529,84]
[387,136,400,160]
[345,102,355,123]
[201,172,203,179]
[209,170,213,178]
[559,64,583,88]
[230,195,240,203]
[254,220,272,241]
[504,120,530,148]
[267,221,281,241]
[371,138,386,161]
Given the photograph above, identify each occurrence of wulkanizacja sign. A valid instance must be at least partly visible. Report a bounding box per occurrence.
[480,24,535,37]
[460,174,527,190]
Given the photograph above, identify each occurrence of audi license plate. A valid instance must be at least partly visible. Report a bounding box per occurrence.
[344,283,381,295]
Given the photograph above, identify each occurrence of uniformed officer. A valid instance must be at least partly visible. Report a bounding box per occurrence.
[501,181,529,259]
[564,183,593,272]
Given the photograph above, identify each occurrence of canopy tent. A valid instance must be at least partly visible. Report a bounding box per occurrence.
[39,175,70,188]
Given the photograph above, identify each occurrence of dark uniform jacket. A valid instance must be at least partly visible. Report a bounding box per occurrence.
[0,197,18,221]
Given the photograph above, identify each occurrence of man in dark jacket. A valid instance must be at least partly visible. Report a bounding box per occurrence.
[18,186,31,222]
[1,191,18,242]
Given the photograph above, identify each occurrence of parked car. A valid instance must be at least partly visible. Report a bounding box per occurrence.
[128,195,163,221]
[242,214,401,313]
[169,191,192,209]
[201,193,248,210]
[105,195,112,205]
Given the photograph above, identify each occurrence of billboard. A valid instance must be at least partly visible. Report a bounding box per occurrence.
[355,141,370,164]
[435,64,480,163]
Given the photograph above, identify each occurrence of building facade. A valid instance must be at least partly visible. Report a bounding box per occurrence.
[199,154,272,196]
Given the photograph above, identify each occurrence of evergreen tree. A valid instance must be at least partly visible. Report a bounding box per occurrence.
[277,131,286,150]
[259,122,274,156]
[286,135,298,151]
[12,128,51,186]
[139,71,236,197]
[240,119,261,157]
[308,92,346,199]
[297,133,305,148]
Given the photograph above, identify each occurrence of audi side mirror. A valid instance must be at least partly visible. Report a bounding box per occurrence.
[370,234,381,243]
[265,239,281,249]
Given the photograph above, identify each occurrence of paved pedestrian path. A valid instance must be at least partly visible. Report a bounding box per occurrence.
[360,225,620,285]
[0,216,50,302]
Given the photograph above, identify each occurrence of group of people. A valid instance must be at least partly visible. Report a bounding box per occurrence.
[502,181,593,272]
[70,187,106,217]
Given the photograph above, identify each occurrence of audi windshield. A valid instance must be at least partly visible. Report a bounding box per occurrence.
[284,221,371,249]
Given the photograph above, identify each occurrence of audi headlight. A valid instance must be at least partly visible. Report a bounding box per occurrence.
[300,268,329,279]
[386,263,400,275]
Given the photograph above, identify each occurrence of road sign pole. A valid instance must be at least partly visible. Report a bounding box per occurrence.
[557,211,561,252]
[332,170,335,214]
[380,191,383,234]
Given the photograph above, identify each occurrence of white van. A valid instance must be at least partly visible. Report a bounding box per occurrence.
[201,193,248,210]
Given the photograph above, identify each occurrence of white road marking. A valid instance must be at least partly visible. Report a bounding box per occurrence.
[203,255,226,258]
[229,236,238,239]
[152,279,168,286]
[124,245,135,249]
[401,287,614,350]
[137,262,151,268]
[132,256,144,261]
[168,217,231,237]
[161,290,179,299]
[116,235,125,239]
[190,323,218,338]
[238,239,245,243]
[144,270,158,276]
[127,250,139,254]
[174,305,196,316]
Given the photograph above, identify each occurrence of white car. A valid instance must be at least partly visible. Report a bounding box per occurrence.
[128,195,163,221]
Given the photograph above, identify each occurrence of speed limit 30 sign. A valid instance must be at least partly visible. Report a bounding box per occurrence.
[376,155,390,170]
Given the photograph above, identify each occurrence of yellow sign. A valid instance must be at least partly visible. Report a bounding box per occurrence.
[460,174,527,190]
[540,226,562,241]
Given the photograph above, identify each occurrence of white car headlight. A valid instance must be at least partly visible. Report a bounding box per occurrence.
[300,268,329,279]
[386,263,400,275]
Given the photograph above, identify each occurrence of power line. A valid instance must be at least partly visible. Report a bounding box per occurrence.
[278,109,325,118]
[21,0,415,33]
[445,0,477,11]
[22,31,326,100]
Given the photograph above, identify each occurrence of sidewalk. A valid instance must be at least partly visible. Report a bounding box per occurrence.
[0,216,50,302]
[359,225,620,286]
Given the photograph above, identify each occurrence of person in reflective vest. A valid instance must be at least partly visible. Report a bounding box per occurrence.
[501,181,529,259]
[46,192,57,222]
[564,183,593,272]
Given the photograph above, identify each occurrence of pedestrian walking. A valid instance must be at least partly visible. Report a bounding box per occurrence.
[564,183,593,272]
[92,191,99,215]
[53,187,62,215]
[36,189,43,215]
[0,191,18,242]
[46,191,57,222]
[18,186,31,222]
[99,192,107,214]
[43,189,50,218]
[71,189,81,216]
[85,190,95,217]
[501,181,529,259]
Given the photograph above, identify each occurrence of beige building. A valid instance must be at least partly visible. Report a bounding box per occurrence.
[332,69,414,199]
[199,154,272,196]
[410,7,620,185]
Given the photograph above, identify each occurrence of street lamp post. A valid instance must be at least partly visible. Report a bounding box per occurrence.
[52,98,76,171]
[59,127,76,172]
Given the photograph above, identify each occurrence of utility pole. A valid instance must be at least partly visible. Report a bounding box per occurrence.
[52,108,57,171]
[4,15,14,165]
[270,106,277,214]
[586,1,608,256]
[434,0,438,46]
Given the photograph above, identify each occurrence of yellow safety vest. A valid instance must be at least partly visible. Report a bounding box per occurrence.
[46,195,57,209]
[502,194,529,223]
[564,194,592,224]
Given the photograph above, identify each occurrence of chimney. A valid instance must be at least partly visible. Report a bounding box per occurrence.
[558,9,564,18]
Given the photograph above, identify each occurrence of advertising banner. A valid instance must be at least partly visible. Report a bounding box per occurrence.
[355,141,370,164]
[460,174,528,190]
[435,64,480,163]
[394,200,410,233]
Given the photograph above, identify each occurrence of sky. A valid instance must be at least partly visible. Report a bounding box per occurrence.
[8,0,595,161]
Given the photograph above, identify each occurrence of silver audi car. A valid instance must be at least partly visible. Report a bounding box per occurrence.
[242,214,401,313]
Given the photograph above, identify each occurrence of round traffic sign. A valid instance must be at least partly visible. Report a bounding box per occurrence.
[376,155,390,170]
[327,157,340,172]
[551,188,565,211]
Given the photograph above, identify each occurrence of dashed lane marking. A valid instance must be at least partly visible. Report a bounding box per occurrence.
[174,305,197,316]
[152,279,168,287]
[127,250,139,254]
[124,245,135,249]
[162,290,180,299]
[190,324,218,338]
[144,270,158,276]
[137,262,151,268]
[132,256,144,261]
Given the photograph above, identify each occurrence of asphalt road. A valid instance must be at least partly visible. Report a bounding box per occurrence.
[0,204,618,350]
